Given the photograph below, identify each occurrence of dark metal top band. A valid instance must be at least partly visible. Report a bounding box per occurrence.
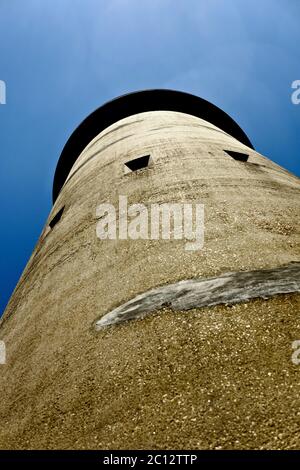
[53,89,254,202]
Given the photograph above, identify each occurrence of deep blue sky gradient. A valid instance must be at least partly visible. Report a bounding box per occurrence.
[0,0,299,314]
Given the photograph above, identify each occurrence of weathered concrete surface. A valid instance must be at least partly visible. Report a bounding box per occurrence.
[95,262,300,329]
[1,294,300,450]
[0,110,300,449]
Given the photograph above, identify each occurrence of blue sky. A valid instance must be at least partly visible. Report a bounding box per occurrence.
[0,0,299,315]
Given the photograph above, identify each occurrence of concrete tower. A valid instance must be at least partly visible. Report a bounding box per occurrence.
[0,90,299,449]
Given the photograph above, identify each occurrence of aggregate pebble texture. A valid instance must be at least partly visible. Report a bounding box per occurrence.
[0,110,300,449]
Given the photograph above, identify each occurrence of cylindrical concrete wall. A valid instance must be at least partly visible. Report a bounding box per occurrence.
[0,91,299,449]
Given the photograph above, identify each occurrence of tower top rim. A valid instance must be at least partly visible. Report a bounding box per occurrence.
[53,89,254,202]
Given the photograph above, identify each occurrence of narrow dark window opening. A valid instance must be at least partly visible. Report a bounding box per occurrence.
[125,155,150,172]
[224,150,249,162]
[49,206,65,229]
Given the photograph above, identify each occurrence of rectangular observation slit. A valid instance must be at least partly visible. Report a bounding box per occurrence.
[224,150,249,162]
[49,206,65,229]
[124,154,151,172]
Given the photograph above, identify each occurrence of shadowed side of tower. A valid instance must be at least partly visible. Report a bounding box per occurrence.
[0,90,299,449]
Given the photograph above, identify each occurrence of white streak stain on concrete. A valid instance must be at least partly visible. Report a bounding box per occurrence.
[95,262,300,329]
